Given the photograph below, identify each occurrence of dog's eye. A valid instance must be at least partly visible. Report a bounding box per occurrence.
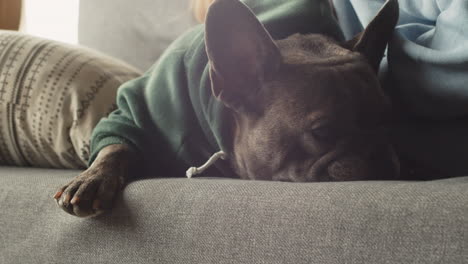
[310,126,335,141]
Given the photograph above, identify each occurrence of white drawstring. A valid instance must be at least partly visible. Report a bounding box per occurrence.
[186,151,227,178]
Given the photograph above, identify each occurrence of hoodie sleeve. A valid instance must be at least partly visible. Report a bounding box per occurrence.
[87,27,203,169]
[88,75,152,166]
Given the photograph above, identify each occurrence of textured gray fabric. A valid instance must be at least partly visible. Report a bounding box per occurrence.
[78,0,198,71]
[1,167,467,264]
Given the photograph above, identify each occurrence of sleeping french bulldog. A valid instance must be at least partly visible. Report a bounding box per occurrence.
[54,0,400,217]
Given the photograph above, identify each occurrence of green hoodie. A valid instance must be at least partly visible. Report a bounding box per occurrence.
[89,0,343,177]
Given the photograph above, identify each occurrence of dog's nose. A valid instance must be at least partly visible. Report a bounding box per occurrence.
[326,144,400,181]
[327,156,372,181]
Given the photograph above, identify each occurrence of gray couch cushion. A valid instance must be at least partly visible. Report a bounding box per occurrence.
[78,0,198,71]
[1,167,467,263]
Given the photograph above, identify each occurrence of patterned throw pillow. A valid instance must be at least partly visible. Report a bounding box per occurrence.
[0,31,142,169]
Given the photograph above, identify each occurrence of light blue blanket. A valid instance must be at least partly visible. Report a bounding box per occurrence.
[333,0,468,118]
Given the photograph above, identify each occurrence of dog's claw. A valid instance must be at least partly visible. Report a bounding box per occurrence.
[53,190,63,199]
[70,196,80,205]
[63,194,71,204]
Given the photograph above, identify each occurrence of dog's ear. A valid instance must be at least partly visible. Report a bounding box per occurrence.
[345,0,399,72]
[205,0,281,112]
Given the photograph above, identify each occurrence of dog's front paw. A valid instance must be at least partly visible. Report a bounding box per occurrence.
[53,168,124,217]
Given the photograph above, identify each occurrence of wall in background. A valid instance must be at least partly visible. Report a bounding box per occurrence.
[20,0,79,44]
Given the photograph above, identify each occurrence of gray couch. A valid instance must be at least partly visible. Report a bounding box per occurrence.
[1,1,467,263]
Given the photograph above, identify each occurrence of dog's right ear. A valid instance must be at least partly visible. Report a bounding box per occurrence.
[205,0,281,112]
[345,0,399,72]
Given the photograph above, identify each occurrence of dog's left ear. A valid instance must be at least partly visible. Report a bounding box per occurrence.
[205,0,281,112]
[345,0,399,72]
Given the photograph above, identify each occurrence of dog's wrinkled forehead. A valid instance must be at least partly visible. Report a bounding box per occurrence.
[263,34,390,125]
[277,34,353,64]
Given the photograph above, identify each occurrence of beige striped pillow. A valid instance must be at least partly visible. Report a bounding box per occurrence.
[0,31,142,169]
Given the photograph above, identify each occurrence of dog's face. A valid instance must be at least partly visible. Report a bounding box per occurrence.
[205,0,400,181]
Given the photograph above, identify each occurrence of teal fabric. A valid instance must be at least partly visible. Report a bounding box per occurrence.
[89,0,343,177]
